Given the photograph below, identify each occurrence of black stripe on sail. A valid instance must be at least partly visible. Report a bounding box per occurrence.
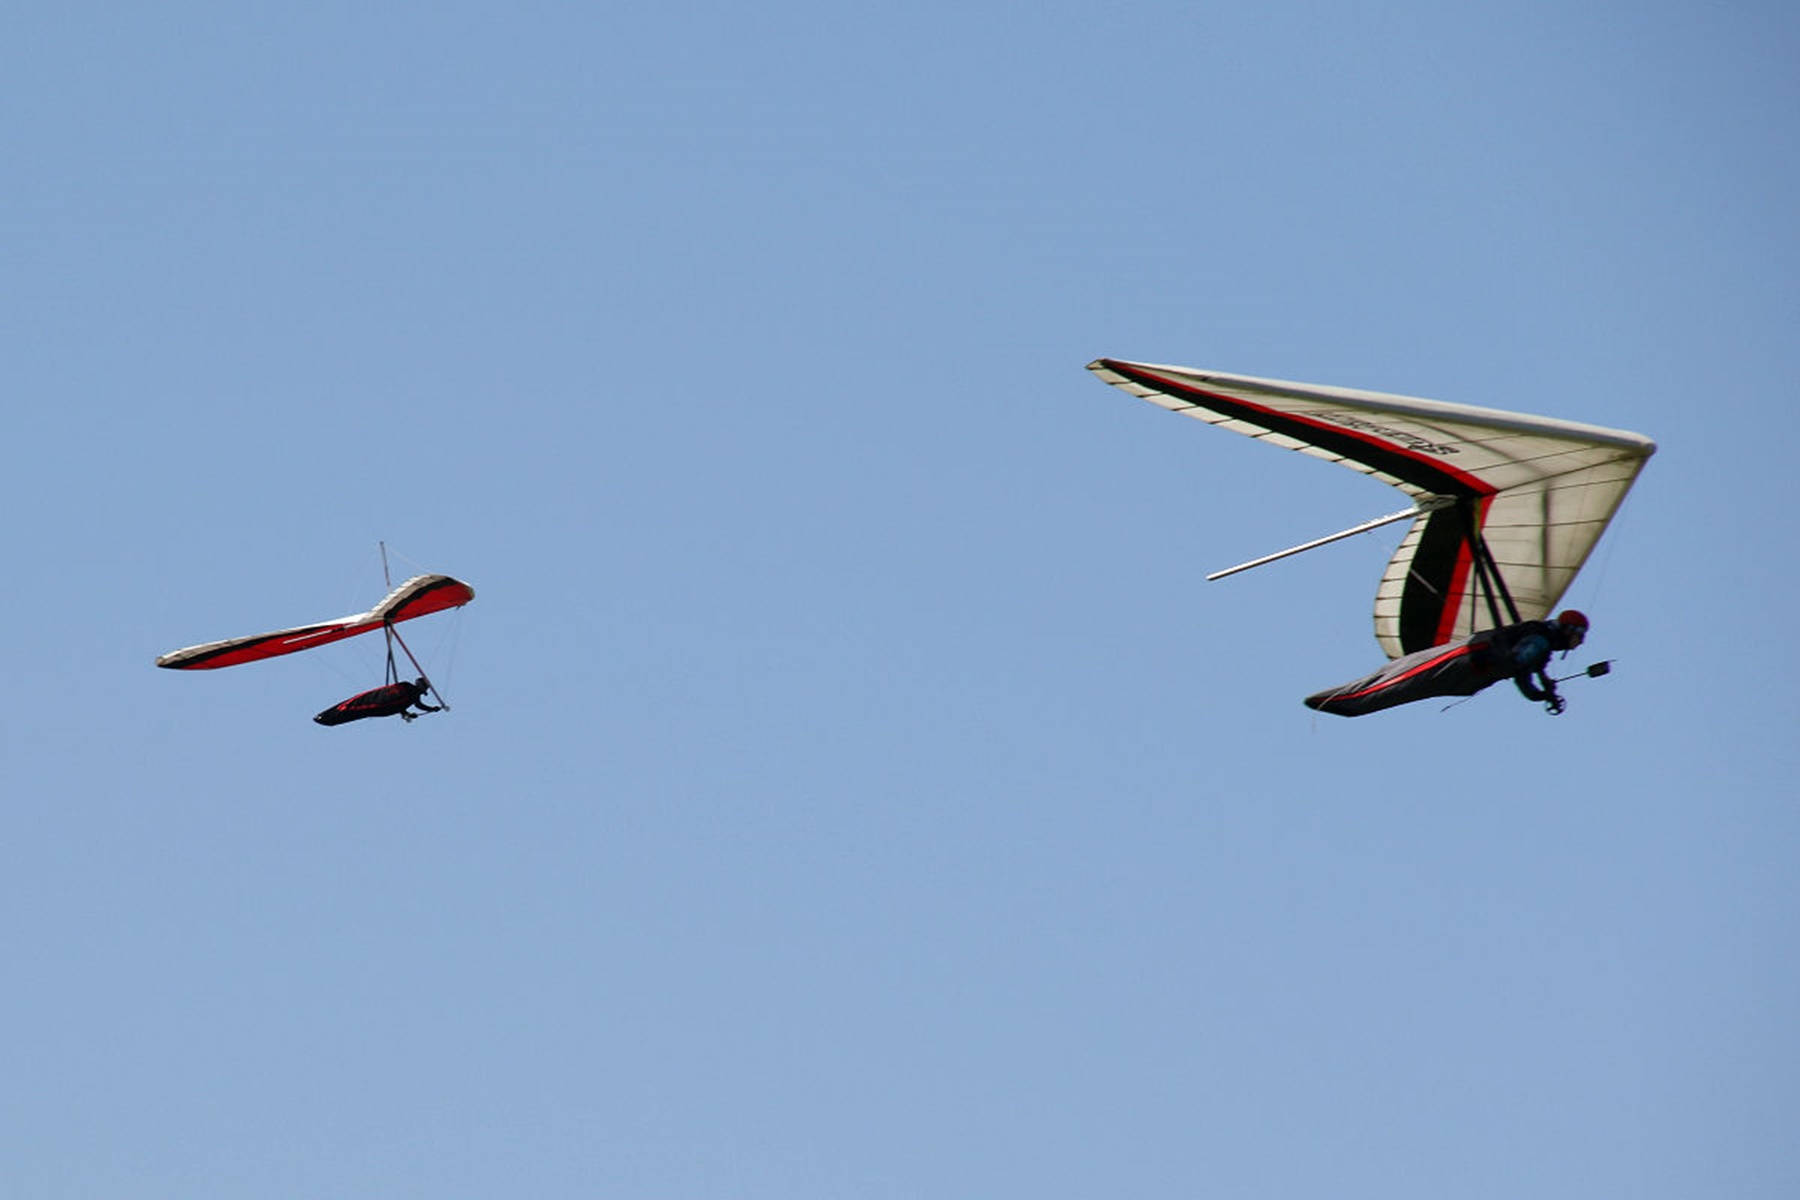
[1100,360,1491,500]
[378,575,466,618]
[1398,508,1472,654]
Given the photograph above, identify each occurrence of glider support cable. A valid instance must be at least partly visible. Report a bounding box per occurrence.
[1207,496,1455,581]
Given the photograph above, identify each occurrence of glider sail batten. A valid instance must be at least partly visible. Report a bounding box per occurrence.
[156,574,475,670]
[1088,358,1656,658]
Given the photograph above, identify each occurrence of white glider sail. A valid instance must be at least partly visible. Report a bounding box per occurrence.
[1088,359,1656,658]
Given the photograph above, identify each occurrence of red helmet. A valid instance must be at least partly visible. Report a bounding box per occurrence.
[1557,610,1589,632]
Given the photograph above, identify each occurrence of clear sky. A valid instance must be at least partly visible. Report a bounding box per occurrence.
[6,2,1796,1196]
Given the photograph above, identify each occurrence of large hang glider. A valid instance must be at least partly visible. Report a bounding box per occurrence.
[156,574,473,669]
[157,559,474,721]
[1087,359,1655,659]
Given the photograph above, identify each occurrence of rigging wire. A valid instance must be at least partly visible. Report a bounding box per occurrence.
[387,621,449,710]
[428,607,465,699]
[382,542,433,583]
[1579,488,1640,616]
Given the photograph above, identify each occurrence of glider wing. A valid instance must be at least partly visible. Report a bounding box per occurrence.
[1088,359,1655,657]
[156,574,475,670]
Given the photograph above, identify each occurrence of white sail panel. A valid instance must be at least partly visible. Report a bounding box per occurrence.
[1089,359,1655,657]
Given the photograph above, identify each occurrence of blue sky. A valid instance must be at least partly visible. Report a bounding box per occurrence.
[5,2,1797,1196]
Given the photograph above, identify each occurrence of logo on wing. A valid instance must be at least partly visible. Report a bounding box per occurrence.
[1316,411,1459,456]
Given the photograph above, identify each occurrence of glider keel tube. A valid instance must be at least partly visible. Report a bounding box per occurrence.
[156,574,475,670]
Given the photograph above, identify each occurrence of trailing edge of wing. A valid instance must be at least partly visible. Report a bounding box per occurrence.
[156,574,476,670]
[1088,359,1656,657]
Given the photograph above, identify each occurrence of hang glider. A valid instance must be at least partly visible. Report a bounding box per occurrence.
[1087,358,1655,659]
[156,573,475,670]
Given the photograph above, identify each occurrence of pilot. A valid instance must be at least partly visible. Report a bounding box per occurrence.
[315,677,442,726]
[396,677,442,722]
[1502,610,1588,714]
[1306,609,1593,717]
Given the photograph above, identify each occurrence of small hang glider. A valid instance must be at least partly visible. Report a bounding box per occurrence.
[157,556,474,726]
[1088,358,1655,715]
